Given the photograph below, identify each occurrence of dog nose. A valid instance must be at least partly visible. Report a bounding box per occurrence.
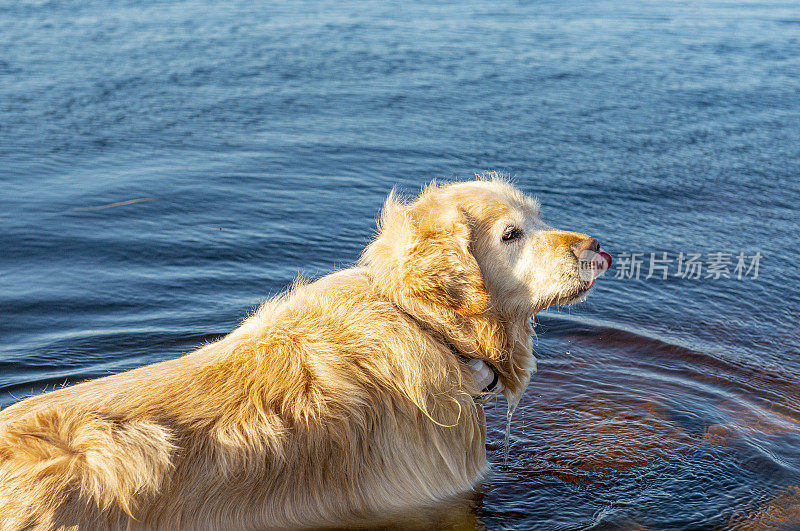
[570,237,600,258]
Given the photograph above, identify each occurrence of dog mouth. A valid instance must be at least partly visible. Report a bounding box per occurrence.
[581,251,612,290]
[558,251,613,304]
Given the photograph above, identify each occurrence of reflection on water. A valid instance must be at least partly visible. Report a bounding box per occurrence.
[730,487,800,530]
[482,315,800,528]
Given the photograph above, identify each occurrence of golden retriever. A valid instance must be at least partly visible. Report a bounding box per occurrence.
[0,175,610,529]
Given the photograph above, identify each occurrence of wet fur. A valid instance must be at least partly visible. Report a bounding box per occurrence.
[0,176,596,529]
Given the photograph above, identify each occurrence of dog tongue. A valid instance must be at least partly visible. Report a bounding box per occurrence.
[598,251,612,268]
[586,252,613,289]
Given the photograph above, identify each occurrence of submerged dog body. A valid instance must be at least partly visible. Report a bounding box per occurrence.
[0,178,607,529]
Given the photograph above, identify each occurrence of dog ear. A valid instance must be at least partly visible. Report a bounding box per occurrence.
[402,205,489,315]
[363,191,489,316]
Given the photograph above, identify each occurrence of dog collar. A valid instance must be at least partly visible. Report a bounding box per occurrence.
[458,355,504,396]
[381,299,504,397]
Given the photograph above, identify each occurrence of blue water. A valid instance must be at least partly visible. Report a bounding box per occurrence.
[2,0,799,528]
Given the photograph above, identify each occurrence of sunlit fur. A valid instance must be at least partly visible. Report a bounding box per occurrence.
[0,175,599,529]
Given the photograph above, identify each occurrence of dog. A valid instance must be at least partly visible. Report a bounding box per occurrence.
[0,176,610,529]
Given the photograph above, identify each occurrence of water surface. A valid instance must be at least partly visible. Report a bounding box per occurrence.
[2,0,799,528]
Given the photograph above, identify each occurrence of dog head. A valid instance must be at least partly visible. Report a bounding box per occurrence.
[362,175,609,320]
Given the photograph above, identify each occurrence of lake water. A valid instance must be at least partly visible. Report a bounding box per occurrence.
[2,0,799,528]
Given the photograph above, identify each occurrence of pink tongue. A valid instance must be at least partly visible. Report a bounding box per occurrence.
[586,252,612,289]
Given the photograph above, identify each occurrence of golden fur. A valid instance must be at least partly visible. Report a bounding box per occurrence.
[0,176,602,529]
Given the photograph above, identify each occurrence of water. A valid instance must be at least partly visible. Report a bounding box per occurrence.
[1,0,799,528]
[503,398,520,466]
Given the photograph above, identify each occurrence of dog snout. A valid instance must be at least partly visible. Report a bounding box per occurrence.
[570,237,600,258]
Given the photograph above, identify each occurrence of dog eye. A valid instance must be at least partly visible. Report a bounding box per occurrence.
[501,226,524,243]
